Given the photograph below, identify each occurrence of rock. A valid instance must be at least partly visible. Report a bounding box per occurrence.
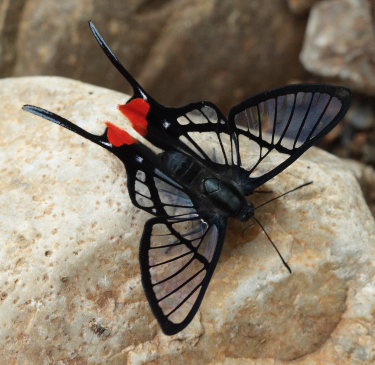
[0,0,306,112]
[346,97,374,130]
[300,0,375,96]
[287,0,319,15]
[343,159,375,217]
[1,76,375,364]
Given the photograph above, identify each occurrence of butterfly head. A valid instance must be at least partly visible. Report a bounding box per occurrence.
[237,201,254,222]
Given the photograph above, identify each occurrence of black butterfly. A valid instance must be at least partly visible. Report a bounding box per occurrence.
[23,21,351,335]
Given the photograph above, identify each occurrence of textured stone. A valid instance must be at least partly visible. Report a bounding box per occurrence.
[343,159,375,217]
[1,77,375,364]
[301,0,375,95]
[0,0,306,112]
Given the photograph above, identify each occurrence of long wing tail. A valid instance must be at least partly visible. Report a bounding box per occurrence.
[23,104,113,152]
[88,20,152,103]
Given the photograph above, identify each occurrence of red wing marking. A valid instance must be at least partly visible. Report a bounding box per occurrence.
[119,98,150,136]
[105,122,137,146]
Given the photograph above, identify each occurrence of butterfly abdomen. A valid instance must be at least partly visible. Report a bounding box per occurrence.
[160,151,204,188]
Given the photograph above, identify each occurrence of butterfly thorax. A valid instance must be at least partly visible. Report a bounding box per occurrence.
[160,151,254,221]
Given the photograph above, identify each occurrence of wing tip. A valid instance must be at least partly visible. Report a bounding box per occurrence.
[88,20,97,36]
[22,104,51,119]
[335,86,352,103]
[22,104,38,113]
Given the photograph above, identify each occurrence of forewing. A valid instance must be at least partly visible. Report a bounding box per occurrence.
[228,84,351,188]
[89,23,351,191]
[89,22,238,172]
[22,105,198,219]
[140,215,226,335]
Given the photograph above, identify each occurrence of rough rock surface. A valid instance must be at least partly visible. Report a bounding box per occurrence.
[1,76,375,365]
[0,0,307,112]
[301,0,375,95]
[344,159,375,217]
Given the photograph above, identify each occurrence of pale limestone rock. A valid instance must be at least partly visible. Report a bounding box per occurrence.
[301,0,375,95]
[1,76,375,365]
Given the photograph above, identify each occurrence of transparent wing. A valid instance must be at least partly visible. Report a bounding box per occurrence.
[228,84,351,188]
[140,215,226,335]
[162,102,237,168]
[126,151,199,218]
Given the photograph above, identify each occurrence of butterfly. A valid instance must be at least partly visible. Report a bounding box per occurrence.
[23,21,351,335]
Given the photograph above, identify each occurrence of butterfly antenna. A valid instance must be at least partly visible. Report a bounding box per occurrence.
[88,20,151,101]
[253,217,292,274]
[255,181,313,210]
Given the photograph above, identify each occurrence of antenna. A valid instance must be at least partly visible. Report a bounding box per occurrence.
[255,181,313,210]
[253,217,292,274]
[250,181,313,274]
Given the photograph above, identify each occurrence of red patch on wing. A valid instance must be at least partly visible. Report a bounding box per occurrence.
[105,122,137,146]
[119,98,150,136]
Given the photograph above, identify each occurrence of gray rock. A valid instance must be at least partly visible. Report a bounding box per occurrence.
[346,98,374,130]
[301,0,375,95]
[1,76,375,364]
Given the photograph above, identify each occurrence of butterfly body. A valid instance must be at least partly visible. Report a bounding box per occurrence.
[160,150,253,221]
[23,21,351,335]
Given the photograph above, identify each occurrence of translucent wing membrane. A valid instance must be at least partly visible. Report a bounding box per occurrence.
[124,147,198,219]
[171,103,236,167]
[229,84,351,187]
[140,216,226,335]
